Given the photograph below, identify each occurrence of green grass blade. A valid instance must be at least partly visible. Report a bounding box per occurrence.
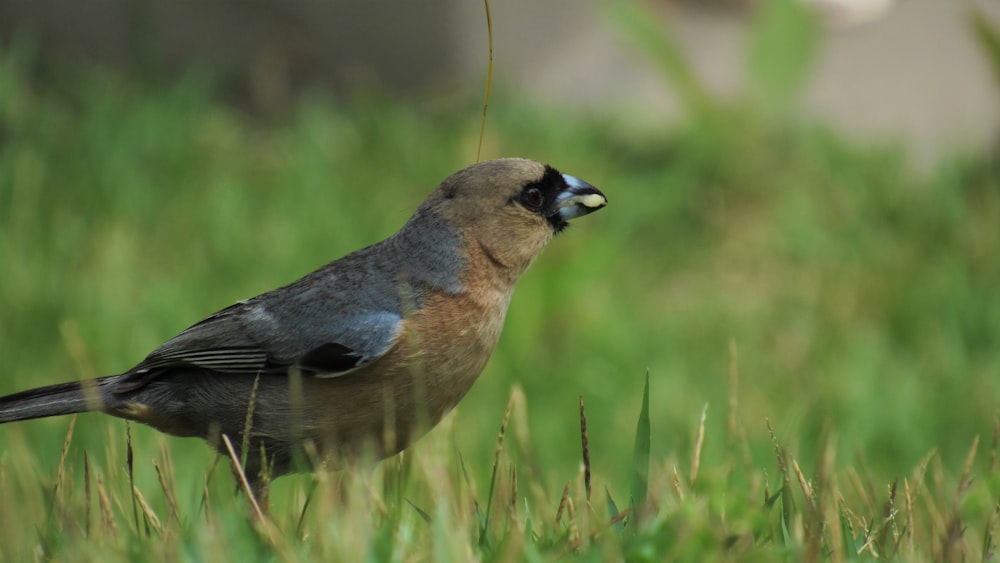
[457,451,489,549]
[746,0,819,110]
[523,498,534,543]
[605,0,712,115]
[839,507,862,558]
[606,487,625,537]
[406,499,432,524]
[630,372,651,517]
[970,8,1000,96]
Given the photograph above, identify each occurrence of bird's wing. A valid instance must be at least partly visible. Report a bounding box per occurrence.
[114,275,406,392]
[139,307,401,373]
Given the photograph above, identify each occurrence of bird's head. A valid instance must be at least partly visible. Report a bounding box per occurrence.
[421,158,607,277]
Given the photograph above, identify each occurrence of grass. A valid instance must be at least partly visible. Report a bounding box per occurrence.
[1,23,1000,559]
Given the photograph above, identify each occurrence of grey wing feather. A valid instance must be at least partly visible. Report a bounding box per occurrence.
[126,253,408,380]
[130,301,402,377]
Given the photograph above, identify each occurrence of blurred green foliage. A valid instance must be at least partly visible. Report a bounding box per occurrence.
[0,1,999,557]
[610,0,819,116]
[972,6,1000,100]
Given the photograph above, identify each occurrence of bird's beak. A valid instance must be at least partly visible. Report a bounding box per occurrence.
[556,174,608,222]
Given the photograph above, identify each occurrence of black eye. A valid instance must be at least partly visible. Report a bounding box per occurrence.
[522,186,544,210]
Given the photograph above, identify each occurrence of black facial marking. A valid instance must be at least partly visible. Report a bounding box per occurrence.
[516,165,572,233]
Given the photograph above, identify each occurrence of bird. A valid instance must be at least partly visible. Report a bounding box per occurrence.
[0,157,606,502]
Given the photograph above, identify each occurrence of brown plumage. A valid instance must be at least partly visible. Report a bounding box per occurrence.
[0,158,606,500]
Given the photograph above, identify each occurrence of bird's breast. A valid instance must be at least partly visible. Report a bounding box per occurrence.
[405,287,511,401]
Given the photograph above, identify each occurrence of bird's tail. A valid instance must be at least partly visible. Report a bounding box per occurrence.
[0,377,117,423]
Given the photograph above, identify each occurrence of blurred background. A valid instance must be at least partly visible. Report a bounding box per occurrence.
[0,0,999,503]
[3,0,998,158]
